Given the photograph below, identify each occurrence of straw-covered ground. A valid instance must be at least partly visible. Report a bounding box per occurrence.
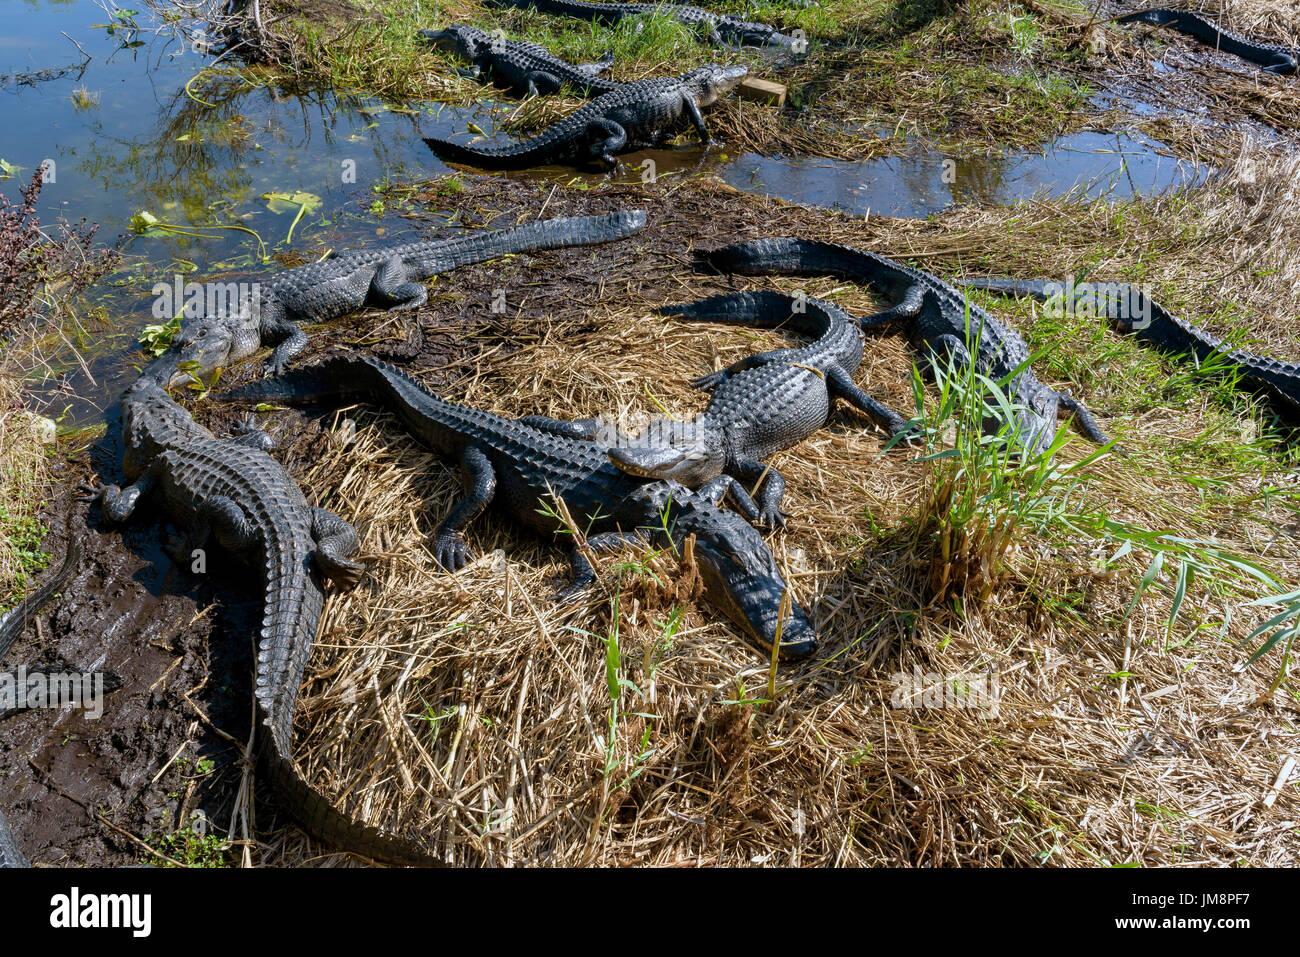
[212,0,1300,165]
[157,147,1300,867]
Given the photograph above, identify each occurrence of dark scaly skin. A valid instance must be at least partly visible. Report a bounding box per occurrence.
[98,366,438,864]
[161,210,648,388]
[484,0,801,49]
[419,25,624,97]
[697,238,1112,455]
[0,518,82,869]
[955,277,1300,419]
[425,65,747,171]
[225,356,819,659]
[600,290,910,529]
[1118,8,1298,74]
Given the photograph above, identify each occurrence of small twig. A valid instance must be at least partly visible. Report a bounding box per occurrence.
[60,31,93,63]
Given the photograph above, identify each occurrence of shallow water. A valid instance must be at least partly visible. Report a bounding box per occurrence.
[1,0,1209,424]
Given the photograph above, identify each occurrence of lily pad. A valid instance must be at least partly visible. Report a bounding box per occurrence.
[0,159,23,181]
[261,190,323,216]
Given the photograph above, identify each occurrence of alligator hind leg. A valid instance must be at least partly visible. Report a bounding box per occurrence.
[311,507,365,587]
[229,415,277,451]
[372,255,428,311]
[690,348,800,391]
[858,283,926,329]
[432,445,496,572]
[1055,390,1111,446]
[524,71,563,96]
[585,119,627,169]
[200,496,264,558]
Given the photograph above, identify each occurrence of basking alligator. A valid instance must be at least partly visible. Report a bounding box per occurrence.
[696,239,1111,454]
[1117,8,1298,75]
[226,356,819,659]
[425,65,746,171]
[954,277,1300,419]
[0,517,82,869]
[484,0,802,50]
[593,290,912,529]
[419,25,623,97]
[96,364,438,864]
[162,210,647,388]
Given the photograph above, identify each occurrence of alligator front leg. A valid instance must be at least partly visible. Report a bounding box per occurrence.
[311,507,365,587]
[432,444,496,572]
[371,255,429,311]
[826,365,912,439]
[697,474,763,526]
[727,457,787,530]
[682,94,714,146]
[99,460,161,524]
[557,530,650,602]
[261,319,309,376]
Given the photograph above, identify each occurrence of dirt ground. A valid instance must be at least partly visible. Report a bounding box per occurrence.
[5,171,1297,866]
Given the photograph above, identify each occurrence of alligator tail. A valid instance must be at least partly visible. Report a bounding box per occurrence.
[425,134,568,170]
[657,289,836,338]
[256,538,442,865]
[1117,9,1297,72]
[0,506,83,868]
[408,210,647,275]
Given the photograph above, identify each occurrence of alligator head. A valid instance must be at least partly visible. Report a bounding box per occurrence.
[717,19,799,51]
[637,482,817,659]
[607,418,727,486]
[160,306,262,389]
[683,64,749,106]
[417,25,491,59]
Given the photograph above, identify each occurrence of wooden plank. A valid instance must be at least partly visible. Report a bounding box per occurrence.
[737,77,787,107]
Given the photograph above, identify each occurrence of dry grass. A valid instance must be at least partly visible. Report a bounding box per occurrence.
[245,156,1300,867]
[0,361,51,607]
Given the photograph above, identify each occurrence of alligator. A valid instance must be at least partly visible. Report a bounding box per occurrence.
[1117,8,1298,75]
[425,65,746,171]
[483,0,802,50]
[954,277,1300,419]
[95,364,439,864]
[695,238,1112,454]
[161,210,648,388]
[418,25,623,97]
[0,514,82,869]
[224,355,819,659]
[583,290,913,529]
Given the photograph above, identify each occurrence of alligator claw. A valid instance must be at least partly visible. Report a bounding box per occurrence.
[76,479,102,503]
[690,370,727,391]
[432,536,473,573]
[759,508,789,531]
